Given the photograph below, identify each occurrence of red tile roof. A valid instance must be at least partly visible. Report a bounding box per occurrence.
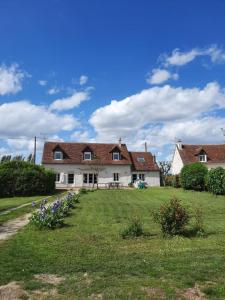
[129,151,159,171]
[42,142,132,165]
[42,142,159,171]
[178,144,225,164]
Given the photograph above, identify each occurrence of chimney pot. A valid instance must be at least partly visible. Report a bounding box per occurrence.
[176,139,182,150]
[118,137,122,148]
[144,142,148,152]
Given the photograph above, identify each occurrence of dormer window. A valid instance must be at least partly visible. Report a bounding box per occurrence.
[137,157,145,162]
[54,151,63,160]
[84,152,92,160]
[199,154,207,162]
[112,152,120,160]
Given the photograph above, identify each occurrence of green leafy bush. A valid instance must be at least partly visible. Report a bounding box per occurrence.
[0,160,55,197]
[121,216,144,238]
[180,162,208,191]
[153,197,190,236]
[207,167,225,195]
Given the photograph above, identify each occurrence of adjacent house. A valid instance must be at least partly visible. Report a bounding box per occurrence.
[42,141,160,188]
[171,140,225,175]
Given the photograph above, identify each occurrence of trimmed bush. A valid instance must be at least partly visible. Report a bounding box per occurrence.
[207,167,225,195]
[180,162,208,191]
[153,197,190,236]
[0,161,55,197]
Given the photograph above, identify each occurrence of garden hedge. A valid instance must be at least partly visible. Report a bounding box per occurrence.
[0,161,55,197]
[180,162,208,191]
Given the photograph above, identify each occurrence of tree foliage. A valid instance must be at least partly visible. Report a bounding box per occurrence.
[159,161,171,186]
[180,162,208,191]
[207,167,225,195]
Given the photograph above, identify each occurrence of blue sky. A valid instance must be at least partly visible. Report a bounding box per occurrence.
[0,0,225,162]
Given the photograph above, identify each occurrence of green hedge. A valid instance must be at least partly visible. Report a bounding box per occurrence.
[0,161,55,197]
[207,167,225,195]
[180,162,208,191]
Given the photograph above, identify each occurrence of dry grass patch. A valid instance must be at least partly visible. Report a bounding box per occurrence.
[34,274,65,286]
[0,281,28,300]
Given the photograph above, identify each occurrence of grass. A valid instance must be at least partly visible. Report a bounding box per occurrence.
[0,193,63,224]
[0,188,225,299]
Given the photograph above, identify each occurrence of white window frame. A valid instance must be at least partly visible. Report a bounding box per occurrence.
[113,173,119,181]
[112,152,120,160]
[199,154,207,162]
[54,151,63,160]
[139,173,145,181]
[83,173,98,184]
[55,173,60,183]
[137,157,145,162]
[84,152,92,160]
[68,173,74,184]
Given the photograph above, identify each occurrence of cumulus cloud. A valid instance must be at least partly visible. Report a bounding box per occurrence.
[0,64,26,95]
[147,68,179,85]
[50,91,90,111]
[38,80,47,86]
[47,87,60,95]
[0,101,77,138]
[79,75,88,85]
[89,82,225,153]
[164,45,225,67]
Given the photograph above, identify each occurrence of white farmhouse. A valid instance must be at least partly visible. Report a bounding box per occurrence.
[171,140,225,175]
[42,141,160,188]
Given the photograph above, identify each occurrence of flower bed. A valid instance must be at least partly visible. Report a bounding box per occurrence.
[29,192,80,229]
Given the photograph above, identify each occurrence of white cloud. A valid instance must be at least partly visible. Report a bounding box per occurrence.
[0,64,26,95]
[50,91,90,111]
[89,82,225,153]
[38,80,47,86]
[47,87,60,95]
[0,101,77,138]
[147,68,179,85]
[164,45,225,67]
[79,75,88,85]
[71,130,93,142]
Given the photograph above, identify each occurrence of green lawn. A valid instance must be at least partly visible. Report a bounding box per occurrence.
[0,194,59,224]
[0,188,225,299]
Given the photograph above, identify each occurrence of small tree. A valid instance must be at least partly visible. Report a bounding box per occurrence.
[180,162,208,191]
[207,167,225,195]
[159,161,171,186]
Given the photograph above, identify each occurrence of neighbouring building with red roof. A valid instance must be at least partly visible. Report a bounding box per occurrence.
[42,140,160,188]
[171,140,225,175]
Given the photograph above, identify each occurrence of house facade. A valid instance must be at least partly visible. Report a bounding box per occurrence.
[171,140,225,175]
[42,141,160,188]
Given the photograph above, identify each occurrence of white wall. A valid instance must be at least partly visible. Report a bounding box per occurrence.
[132,171,160,186]
[206,163,225,170]
[44,163,161,188]
[44,164,131,188]
[171,147,184,175]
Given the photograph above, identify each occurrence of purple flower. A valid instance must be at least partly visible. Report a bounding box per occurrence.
[32,201,36,207]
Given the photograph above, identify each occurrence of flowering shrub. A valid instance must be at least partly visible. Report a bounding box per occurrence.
[30,192,80,229]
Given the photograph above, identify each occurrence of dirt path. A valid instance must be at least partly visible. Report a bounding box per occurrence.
[0,213,31,241]
[0,192,72,243]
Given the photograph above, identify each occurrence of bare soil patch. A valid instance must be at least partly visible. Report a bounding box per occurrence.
[34,274,65,286]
